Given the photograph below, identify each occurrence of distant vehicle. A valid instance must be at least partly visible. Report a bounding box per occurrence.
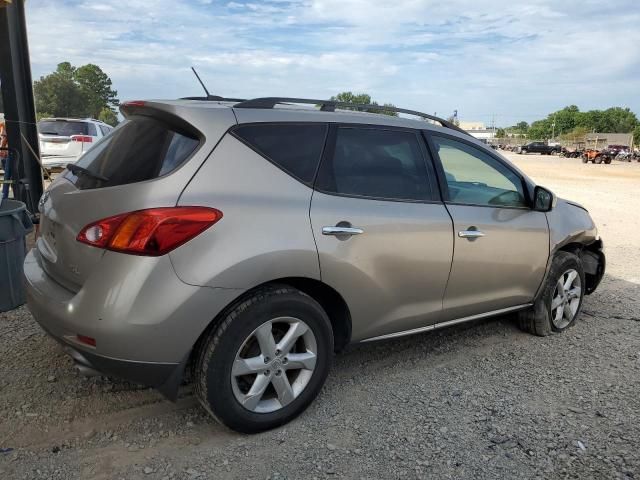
[615,151,632,162]
[582,149,612,164]
[606,144,629,155]
[38,118,114,169]
[519,142,561,155]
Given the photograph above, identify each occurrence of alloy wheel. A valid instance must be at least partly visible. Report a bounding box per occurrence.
[551,269,582,329]
[231,317,317,413]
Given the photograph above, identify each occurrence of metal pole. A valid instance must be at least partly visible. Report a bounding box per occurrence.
[0,0,43,215]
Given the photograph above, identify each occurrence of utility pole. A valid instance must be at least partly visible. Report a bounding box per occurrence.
[0,0,43,214]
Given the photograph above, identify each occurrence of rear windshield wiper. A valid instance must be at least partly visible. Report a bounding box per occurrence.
[66,163,109,182]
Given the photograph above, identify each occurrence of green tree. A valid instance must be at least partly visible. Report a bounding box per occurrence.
[75,64,119,118]
[34,63,85,117]
[36,111,54,122]
[98,107,118,127]
[495,128,506,138]
[528,120,552,140]
[330,91,398,116]
[34,62,119,119]
[331,92,372,104]
[633,125,640,148]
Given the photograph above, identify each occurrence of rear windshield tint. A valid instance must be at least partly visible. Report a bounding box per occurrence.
[232,123,327,184]
[38,120,89,136]
[70,116,200,190]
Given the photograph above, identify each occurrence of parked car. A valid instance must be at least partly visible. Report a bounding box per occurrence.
[24,97,605,433]
[519,142,561,155]
[38,118,114,168]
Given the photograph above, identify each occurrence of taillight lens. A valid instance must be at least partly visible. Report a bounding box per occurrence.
[77,207,222,256]
[71,135,93,143]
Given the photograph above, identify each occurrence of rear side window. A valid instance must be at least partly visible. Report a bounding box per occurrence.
[70,116,200,190]
[316,127,432,201]
[232,123,328,184]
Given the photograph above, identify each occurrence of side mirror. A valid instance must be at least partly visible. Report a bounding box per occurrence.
[533,186,556,212]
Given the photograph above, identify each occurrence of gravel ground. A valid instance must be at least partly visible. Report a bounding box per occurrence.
[1,153,639,479]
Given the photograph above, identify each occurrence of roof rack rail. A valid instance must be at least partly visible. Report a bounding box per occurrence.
[233,97,470,136]
[181,95,247,102]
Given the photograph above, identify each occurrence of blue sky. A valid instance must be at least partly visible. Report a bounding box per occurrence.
[26,0,640,126]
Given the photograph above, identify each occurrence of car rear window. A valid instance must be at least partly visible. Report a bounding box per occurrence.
[38,120,89,136]
[69,116,200,190]
[232,123,328,184]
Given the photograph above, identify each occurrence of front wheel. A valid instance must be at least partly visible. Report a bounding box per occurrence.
[195,286,333,433]
[519,251,585,336]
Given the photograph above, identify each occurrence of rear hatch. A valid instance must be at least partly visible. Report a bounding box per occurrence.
[37,111,204,291]
[38,119,93,162]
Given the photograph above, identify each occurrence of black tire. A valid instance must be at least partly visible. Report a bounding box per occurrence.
[518,251,585,336]
[581,156,588,163]
[194,285,333,433]
[604,157,612,164]
[595,157,603,164]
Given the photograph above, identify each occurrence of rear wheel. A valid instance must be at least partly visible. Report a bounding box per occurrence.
[195,285,333,433]
[519,251,585,336]
[595,157,603,164]
[604,157,612,164]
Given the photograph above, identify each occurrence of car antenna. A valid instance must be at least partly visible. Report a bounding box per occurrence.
[191,66,211,98]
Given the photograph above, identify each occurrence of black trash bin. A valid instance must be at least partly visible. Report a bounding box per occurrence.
[0,199,34,312]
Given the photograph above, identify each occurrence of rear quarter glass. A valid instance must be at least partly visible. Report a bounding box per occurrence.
[67,116,200,190]
[231,123,328,184]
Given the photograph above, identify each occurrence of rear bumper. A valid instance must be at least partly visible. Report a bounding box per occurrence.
[39,318,180,396]
[41,155,79,168]
[24,248,244,398]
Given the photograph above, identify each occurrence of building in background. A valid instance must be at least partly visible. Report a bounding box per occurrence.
[584,132,633,149]
[460,121,496,142]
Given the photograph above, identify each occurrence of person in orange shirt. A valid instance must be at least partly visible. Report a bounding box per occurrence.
[1,119,10,198]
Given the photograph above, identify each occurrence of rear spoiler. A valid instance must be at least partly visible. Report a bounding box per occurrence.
[119,101,204,141]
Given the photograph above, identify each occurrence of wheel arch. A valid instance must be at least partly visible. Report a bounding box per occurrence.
[189,277,352,374]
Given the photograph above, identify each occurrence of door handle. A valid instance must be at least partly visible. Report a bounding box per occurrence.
[322,226,364,236]
[458,230,485,238]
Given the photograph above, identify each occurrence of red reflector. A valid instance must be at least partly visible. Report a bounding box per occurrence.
[76,334,96,347]
[77,207,223,256]
[71,135,93,143]
[123,100,145,107]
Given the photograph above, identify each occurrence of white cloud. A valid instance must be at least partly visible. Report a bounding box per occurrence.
[25,0,640,123]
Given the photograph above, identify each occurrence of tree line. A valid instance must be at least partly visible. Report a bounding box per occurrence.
[499,105,640,144]
[33,62,119,126]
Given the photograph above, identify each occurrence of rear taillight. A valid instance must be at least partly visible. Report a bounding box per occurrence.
[77,207,222,256]
[76,334,97,347]
[71,135,93,143]
[122,100,146,107]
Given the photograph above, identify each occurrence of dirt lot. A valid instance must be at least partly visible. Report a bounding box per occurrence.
[1,153,639,479]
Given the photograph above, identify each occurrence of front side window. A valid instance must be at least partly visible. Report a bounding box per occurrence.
[316,127,432,201]
[431,135,527,208]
